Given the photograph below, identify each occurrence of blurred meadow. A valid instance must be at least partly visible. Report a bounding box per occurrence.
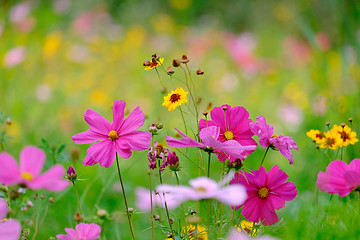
[1,0,360,239]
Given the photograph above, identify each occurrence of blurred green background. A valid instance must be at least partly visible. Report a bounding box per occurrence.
[0,0,360,239]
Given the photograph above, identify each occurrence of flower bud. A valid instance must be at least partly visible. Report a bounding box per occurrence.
[74,212,83,222]
[196,68,204,75]
[172,59,181,67]
[153,214,160,221]
[325,121,330,126]
[169,218,174,224]
[149,124,158,134]
[26,200,34,208]
[155,121,163,129]
[6,117,11,126]
[152,53,160,60]
[127,208,134,213]
[21,207,28,213]
[97,209,108,218]
[228,159,244,171]
[167,151,180,171]
[340,122,346,128]
[40,194,45,199]
[67,165,77,182]
[348,118,353,123]
[181,55,189,63]
[155,143,164,155]
[202,111,208,117]
[70,147,80,162]
[167,67,174,75]
[143,59,151,67]
[49,197,54,203]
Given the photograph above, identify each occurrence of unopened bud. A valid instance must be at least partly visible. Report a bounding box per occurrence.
[70,147,80,162]
[340,122,346,128]
[21,207,28,213]
[49,197,54,203]
[40,194,45,199]
[228,159,244,171]
[167,67,174,75]
[143,59,151,67]
[67,165,77,182]
[167,233,173,239]
[74,212,83,222]
[149,124,158,134]
[153,215,160,221]
[203,111,208,117]
[181,55,189,64]
[223,106,228,111]
[169,218,175,224]
[97,209,108,218]
[167,152,180,171]
[316,145,320,149]
[206,102,212,111]
[189,209,196,215]
[196,68,204,75]
[26,200,34,208]
[152,53,160,60]
[156,121,163,129]
[127,208,134,213]
[196,97,202,104]
[6,117,11,126]
[33,194,38,200]
[348,118,353,123]
[325,121,330,126]
[172,59,181,67]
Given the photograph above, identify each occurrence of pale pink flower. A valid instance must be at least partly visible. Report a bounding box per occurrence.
[0,198,21,240]
[227,228,279,240]
[166,126,256,160]
[0,146,69,192]
[317,159,360,197]
[250,115,298,165]
[72,100,152,168]
[230,166,297,226]
[156,174,247,206]
[3,47,26,68]
[135,187,179,211]
[56,223,101,240]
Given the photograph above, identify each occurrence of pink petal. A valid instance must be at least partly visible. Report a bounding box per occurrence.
[119,107,145,136]
[118,131,152,151]
[166,129,204,148]
[86,140,116,168]
[316,172,332,193]
[72,129,107,144]
[216,185,248,206]
[227,106,250,130]
[56,234,73,240]
[64,228,78,238]
[272,182,297,201]
[82,155,98,167]
[28,165,69,192]
[209,106,227,132]
[267,165,289,189]
[349,158,360,173]
[84,109,111,135]
[198,118,216,130]
[115,141,132,159]
[0,198,8,219]
[75,223,101,240]
[250,166,267,187]
[268,194,285,210]
[344,171,360,189]
[259,199,278,226]
[20,146,45,177]
[199,126,220,141]
[0,219,22,240]
[111,100,126,132]
[0,152,20,185]
[241,195,261,222]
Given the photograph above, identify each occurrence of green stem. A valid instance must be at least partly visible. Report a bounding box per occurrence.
[179,107,188,135]
[32,199,42,240]
[73,182,83,221]
[175,172,186,224]
[116,154,136,240]
[0,141,4,152]
[259,146,270,167]
[207,153,211,178]
[149,170,154,240]
[155,68,165,89]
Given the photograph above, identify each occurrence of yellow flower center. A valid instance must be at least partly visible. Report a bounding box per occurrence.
[257,187,270,199]
[21,172,33,181]
[170,93,181,103]
[224,131,234,140]
[271,134,278,138]
[108,130,118,140]
[196,187,207,193]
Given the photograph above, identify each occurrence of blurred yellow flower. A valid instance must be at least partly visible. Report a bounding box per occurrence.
[144,58,164,70]
[239,220,257,235]
[183,224,207,240]
[319,129,341,150]
[43,31,62,59]
[307,129,326,144]
[332,124,358,147]
[162,87,188,111]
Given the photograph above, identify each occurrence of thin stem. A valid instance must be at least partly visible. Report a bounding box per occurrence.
[0,141,4,152]
[32,199,42,240]
[185,63,199,134]
[155,68,165,89]
[259,146,270,167]
[149,169,154,240]
[73,182,83,221]
[175,172,186,224]
[207,153,211,177]
[116,154,136,240]
[179,107,188,135]
[158,159,175,239]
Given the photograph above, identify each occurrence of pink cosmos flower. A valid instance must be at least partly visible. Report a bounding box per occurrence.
[156,174,247,206]
[230,165,297,226]
[72,100,152,168]
[135,187,178,211]
[317,159,360,197]
[227,228,279,240]
[250,115,298,165]
[0,146,69,192]
[56,223,101,240]
[0,198,21,240]
[3,47,26,68]
[199,104,257,162]
[166,126,256,160]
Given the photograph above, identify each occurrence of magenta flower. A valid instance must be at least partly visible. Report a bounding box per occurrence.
[135,187,179,211]
[250,115,298,164]
[72,100,152,168]
[317,159,360,197]
[230,165,297,226]
[0,198,21,240]
[199,104,257,162]
[56,223,101,240]
[0,146,69,192]
[156,175,247,206]
[166,126,256,160]
[147,142,169,171]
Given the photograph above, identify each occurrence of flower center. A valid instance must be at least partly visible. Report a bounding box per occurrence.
[108,130,118,140]
[196,186,207,193]
[257,187,270,199]
[170,93,181,103]
[271,134,278,138]
[224,131,234,140]
[21,172,33,181]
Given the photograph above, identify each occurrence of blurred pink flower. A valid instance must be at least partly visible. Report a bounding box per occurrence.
[316,32,330,51]
[199,104,257,161]
[0,198,21,240]
[0,146,69,192]
[135,187,178,211]
[250,115,298,165]
[230,165,297,226]
[166,126,256,160]
[317,159,360,197]
[157,174,247,206]
[227,228,279,240]
[72,100,152,168]
[53,0,70,15]
[3,47,26,68]
[283,37,311,66]
[56,223,101,240]
[9,3,30,23]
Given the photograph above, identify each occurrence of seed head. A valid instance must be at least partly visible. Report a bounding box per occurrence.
[181,55,189,63]
[196,68,204,75]
[172,59,181,67]
[167,67,174,75]
[143,59,151,67]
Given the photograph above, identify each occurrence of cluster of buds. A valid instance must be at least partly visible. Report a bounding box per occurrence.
[148,122,163,135]
[228,158,244,171]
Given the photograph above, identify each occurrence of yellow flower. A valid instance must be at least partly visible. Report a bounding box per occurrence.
[144,57,164,70]
[332,124,358,147]
[183,224,207,240]
[319,129,341,150]
[307,129,326,144]
[162,87,188,111]
[238,220,257,235]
